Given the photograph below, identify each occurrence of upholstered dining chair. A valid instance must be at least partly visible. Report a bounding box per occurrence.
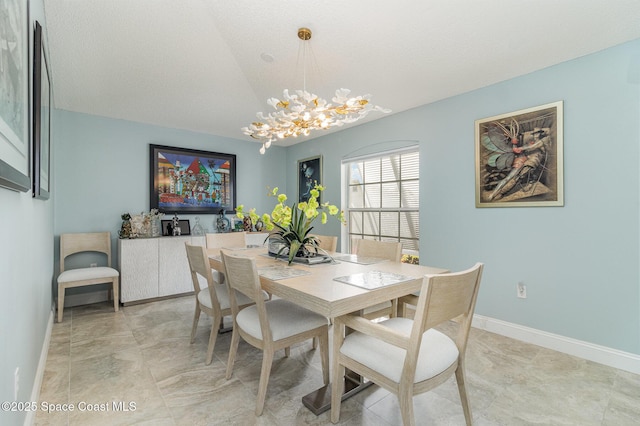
[309,234,338,252]
[354,239,403,320]
[221,250,330,416]
[57,232,119,323]
[331,263,484,426]
[185,243,266,365]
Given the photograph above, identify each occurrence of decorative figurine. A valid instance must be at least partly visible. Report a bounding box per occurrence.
[172,213,181,236]
[216,209,230,232]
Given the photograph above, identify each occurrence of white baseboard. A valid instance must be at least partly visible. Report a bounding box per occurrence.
[24,306,54,426]
[472,314,640,375]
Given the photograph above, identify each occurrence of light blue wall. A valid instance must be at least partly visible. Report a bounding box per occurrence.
[287,39,640,354]
[53,111,287,276]
[0,1,52,425]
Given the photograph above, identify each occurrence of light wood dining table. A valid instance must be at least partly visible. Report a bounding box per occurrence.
[208,246,449,414]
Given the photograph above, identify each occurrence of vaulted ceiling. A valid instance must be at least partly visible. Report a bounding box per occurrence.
[44,0,640,147]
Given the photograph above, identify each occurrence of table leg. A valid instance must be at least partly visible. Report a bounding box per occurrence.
[301,369,373,415]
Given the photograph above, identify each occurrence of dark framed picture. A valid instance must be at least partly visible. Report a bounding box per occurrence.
[298,155,322,202]
[32,21,51,200]
[150,144,237,214]
[0,0,30,192]
[161,219,191,236]
[475,101,564,207]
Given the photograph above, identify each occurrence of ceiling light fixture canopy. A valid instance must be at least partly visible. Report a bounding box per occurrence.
[242,27,390,154]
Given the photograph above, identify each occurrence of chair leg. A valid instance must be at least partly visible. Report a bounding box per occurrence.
[57,285,65,323]
[255,350,274,416]
[205,315,221,365]
[225,326,241,380]
[284,346,290,357]
[112,278,119,312]
[398,384,415,426]
[455,364,473,426]
[390,298,398,318]
[312,336,318,349]
[190,303,201,344]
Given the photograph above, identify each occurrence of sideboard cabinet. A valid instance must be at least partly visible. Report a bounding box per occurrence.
[118,236,205,304]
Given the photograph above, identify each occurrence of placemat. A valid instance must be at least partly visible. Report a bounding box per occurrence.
[333,254,387,265]
[333,270,413,290]
[258,266,312,280]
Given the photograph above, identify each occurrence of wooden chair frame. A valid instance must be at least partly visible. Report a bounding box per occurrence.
[221,250,329,416]
[57,232,119,323]
[331,263,484,426]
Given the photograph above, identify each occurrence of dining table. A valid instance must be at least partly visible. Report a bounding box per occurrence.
[208,246,449,415]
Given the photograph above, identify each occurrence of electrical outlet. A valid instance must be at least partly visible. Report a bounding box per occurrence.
[517,282,527,299]
[14,367,19,401]
[90,263,97,267]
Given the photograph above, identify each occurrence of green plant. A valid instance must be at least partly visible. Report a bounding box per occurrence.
[236,184,345,264]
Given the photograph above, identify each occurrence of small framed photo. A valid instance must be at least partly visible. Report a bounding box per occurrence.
[475,101,563,207]
[298,155,322,203]
[161,219,191,236]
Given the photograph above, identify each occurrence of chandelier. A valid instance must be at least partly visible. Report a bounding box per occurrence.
[242,28,390,154]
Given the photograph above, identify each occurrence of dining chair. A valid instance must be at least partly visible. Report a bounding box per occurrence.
[331,263,484,426]
[185,243,266,365]
[309,234,338,252]
[57,232,119,323]
[221,250,330,416]
[354,239,403,320]
[205,231,246,285]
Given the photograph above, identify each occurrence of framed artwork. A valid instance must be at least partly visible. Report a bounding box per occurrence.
[150,144,237,214]
[298,155,322,202]
[475,101,564,207]
[32,21,51,200]
[161,219,191,236]
[0,0,30,192]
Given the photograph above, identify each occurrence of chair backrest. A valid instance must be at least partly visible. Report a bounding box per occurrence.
[206,232,246,249]
[60,232,112,272]
[220,250,273,341]
[355,239,402,262]
[185,243,222,311]
[410,263,484,365]
[310,234,338,252]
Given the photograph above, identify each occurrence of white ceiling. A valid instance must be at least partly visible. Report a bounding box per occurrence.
[44,0,640,147]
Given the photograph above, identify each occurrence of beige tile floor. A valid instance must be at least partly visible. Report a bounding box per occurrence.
[35,296,640,425]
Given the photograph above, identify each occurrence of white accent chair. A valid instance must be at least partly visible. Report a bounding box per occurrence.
[185,242,266,365]
[355,239,403,319]
[331,263,484,426]
[221,250,330,416]
[57,232,119,323]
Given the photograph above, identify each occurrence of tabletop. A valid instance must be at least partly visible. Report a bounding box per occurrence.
[208,247,448,318]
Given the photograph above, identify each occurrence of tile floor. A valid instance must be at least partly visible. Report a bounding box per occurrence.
[35,296,640,425]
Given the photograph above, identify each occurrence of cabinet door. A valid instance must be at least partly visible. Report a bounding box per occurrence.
[119,239,159,303]
[158,237,193,297]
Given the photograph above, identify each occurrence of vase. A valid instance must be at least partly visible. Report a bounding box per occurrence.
[243,216,253,232]
[150,217,161,237]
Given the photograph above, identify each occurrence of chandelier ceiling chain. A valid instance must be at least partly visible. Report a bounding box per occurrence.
[242,27,390,154]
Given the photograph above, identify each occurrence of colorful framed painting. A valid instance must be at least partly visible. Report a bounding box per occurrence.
[149,144,237,214]
[0,0,30,192]
[475,101,564,207]
[32,21,51,200]
[298,155,322,203]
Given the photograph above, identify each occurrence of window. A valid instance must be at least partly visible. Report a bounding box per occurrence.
[343,148,419,262]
